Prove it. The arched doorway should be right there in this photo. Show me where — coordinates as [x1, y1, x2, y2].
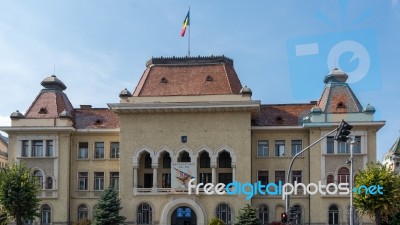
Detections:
[160, 198, 206, 225]
[171, 206, 197, 225]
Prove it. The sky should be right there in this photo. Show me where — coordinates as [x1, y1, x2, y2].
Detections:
[0, 0, 399, 161]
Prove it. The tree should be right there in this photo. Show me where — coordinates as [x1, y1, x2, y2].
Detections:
[0, 163, 41, 225]
[353, 162, 400, 225]
[208, 217, 225, 225]
[235, 204, 260, 225]
[92, 187, 126, 225]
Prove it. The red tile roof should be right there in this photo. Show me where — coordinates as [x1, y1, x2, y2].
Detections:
[74, 108, 119, 129]
[255, 104, 314, 126]
[25, 90, 74, 119]
[132, 56, 242, 96]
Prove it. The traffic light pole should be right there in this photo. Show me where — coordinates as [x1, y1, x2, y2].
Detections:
[349, 138, 356, 225]
[285, 127, 339, 217]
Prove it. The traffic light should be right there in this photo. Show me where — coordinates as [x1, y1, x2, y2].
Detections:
[281, 212, 287, 223]
[334, 120, 353, 142]
[289, 207, 297, 221]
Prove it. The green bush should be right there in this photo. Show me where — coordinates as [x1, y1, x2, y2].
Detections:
[208, 217, 225, 225]
[72, 219, 92, 225]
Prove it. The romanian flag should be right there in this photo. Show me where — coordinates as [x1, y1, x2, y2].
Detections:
[180, 10, 190, 37]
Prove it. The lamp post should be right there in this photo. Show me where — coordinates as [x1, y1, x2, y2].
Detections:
[349, 138, 357, 225]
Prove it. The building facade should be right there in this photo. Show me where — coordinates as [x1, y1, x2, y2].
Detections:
[0, 134, 8, 168]
[383, 137, 400, 174]
[1, 56, 385, 225]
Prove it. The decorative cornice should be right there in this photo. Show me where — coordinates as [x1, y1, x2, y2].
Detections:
[146, 55, 234, 67]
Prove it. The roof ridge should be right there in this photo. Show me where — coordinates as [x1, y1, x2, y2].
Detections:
[133, 66, 153, 96]
[222, 64, 233, 94]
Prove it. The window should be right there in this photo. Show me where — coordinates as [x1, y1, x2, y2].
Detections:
[258, 171, 268, 187]
[218, 173, 232, 185]
[32, 140, 43, 157]
[292, 205, 302, 225]
[46, 140, 53, 156]
[338, 167, 350, 184]
[110, 142, 119, 158]
[275, 140, 285, 156]
[328, 205, 339, 225]
[41, 204, 51, 225]
[78, 172, 88, 190]
[78, 142, 89, 159]
[143, 174, 153, 188]
[291, 140, 302, 156]
[144, 153, 152, 168]
[327, 174, 334, 184]
[22, 140, 29, 157]
[216, 203, 232, 225]
[78, 205, 89, 221]
[275, 171, 285, 185]
[34, 170, 44, 188]
[179, 151, 191, 162]
[258, 205, 269, 225]
[45, 177, 53, 189]
[110, 172, 119, 189]
[338, 141, 350, 153]
[137, 203, 153, 224]
[94, 142, 104, 159]
[327, 136, 334, 154]
[199, 152, 211, 168]
[94, 172, 104, 190]
[162, 173, 171, 188]
[162, 153, 171, 168]
[292, 171, 302, 184]
[353, 136, 361, 153]
[199, 173, 212, 184]
[218, 151, 231, 168]
[258, 140, 269, 157]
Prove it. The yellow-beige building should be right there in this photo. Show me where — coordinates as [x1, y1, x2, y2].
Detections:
[0, 134, 7, 168]
[1, 56, 384, 225]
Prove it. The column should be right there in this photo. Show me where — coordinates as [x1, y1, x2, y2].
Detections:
[232, 164, 236, 182]
[133, 165, 138, 195]
[152, 164, 158, 192]
[211, 163, 217, 185]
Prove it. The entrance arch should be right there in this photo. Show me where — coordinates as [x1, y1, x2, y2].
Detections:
[160, 198, 206, 225]
[171, 207, 197, 225]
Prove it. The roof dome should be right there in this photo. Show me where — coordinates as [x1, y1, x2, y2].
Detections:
[119, 88, 132, 97]
[41, 75, 67, 91]
[10, 110, 24, 119]
[362, 104, 376, 113]
[323, 68, 349, 83]
[240, 86, 252, 96]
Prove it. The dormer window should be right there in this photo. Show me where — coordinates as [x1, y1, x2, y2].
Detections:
[337, 102, 346, 109]
[161, 77, 168, 83]
[94, 119, 102, 125]
[206, 75, 213, 81]
[39, 107, 47, 114]
[275, 116, 284, 124]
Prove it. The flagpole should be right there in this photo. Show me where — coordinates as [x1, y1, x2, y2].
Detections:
[188, 6, 191, 57]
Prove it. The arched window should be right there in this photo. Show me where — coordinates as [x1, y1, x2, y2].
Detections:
[162, 152, 171, 168]
[258, 205, 269, 225]
[144, 152, 152, 168]
[179, 151, 191, 162]
[78, 204, 89, 221]
[292, 205, 302, 225]
[216, 203, 231, 225]
[45, 177, 53, 189]
[327, 174, 334, 184]
[137, 203, 152, 224]
[199, 151, 210, 168]
[338, 167, 350, 184]
[41, 204, 51, 225]
[328, 205, 339, 225]
[218, 151, 231, 168]
[34, 170, 43, 188]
